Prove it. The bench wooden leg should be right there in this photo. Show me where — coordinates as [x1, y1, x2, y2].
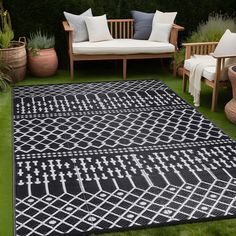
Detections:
[172, 60, 177, 77]
[123, 59, 127, 80]
[211, 85, 219, 112]
[211, 58, 222, 111]
[70, 58, 74, 80]
[182, 70, 187, 93]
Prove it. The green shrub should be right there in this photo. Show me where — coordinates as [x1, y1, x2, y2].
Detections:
[188, 13, 236, 42]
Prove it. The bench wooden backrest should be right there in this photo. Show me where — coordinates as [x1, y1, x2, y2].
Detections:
[183, 42, 218, 60]
[108, 19, 134, 39]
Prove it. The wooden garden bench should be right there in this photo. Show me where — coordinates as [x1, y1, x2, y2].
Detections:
[63, 19, 184, 80]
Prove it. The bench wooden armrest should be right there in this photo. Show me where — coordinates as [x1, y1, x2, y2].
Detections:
[173, 24, 184, 31]
[63, 21, 73, 32]
[213, 54, 236, 59]
[170, 24, 184, 50]
[182, 42, 218, 59]
[63, 21, 74, 58]
[182, 42, 218, 46]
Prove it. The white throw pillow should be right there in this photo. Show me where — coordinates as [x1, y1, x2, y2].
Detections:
[149, 23, 172, 42]
[85, 14, 113, 42]
[153, 10, 177, 24]
[213, 29, 236, 57]
[149, 10, 177, 42]
[64, 8, 92, 42]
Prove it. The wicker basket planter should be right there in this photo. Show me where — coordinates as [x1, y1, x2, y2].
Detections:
[0, 40, 27, 82]
[225, 65, 236, 124]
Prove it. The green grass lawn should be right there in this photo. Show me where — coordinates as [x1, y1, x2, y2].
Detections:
[0, 62, 236, 236]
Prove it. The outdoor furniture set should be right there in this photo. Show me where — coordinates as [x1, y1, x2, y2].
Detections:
[62, 8, 236, 116]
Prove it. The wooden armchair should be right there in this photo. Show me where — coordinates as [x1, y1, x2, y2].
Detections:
[182, 42, 232, 111]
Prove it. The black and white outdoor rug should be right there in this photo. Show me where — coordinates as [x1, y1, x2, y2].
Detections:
[14, 80, 236, 236]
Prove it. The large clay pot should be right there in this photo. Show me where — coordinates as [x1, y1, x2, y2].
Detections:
[28, 48, 58, 77]
[0, 40, 27, 82]
[225, 65, 236, 124]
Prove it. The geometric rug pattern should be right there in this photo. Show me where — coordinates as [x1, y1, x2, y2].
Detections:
[13, 80, 236, 236]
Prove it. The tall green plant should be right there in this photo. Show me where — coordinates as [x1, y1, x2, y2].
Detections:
[0, 6, 14, 49]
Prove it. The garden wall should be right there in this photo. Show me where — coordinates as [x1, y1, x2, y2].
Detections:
[5, 0, 236, 68]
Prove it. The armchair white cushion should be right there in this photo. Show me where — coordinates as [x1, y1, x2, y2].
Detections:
[213, 29, 236, 57]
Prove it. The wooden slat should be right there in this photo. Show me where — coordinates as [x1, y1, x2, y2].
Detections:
[131, 21, 134, 38]
[126, 21, 129, 38]
[128, 21, 131, 38]
[115, 21, 118, 38]
[200, 45, 203, 54]
[119, 21, 121, 38]
[123, 21, 126, 38]
[110, 22, 113, 36]
[196, 46, 199, 54]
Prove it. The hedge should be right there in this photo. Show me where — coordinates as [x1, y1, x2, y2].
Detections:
[4, 0, 236, 68]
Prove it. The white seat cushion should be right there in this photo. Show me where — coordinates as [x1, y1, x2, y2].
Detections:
[72, 39, 175, 55]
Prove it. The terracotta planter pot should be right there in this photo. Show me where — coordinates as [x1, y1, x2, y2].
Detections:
[28, 48, 58, 77]
[225, 65, 236, 124]
[0, 40, 27, 82]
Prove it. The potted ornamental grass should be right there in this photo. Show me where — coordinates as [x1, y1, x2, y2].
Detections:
[27, 30, 58, 77]
[0, 5, 27, 82]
